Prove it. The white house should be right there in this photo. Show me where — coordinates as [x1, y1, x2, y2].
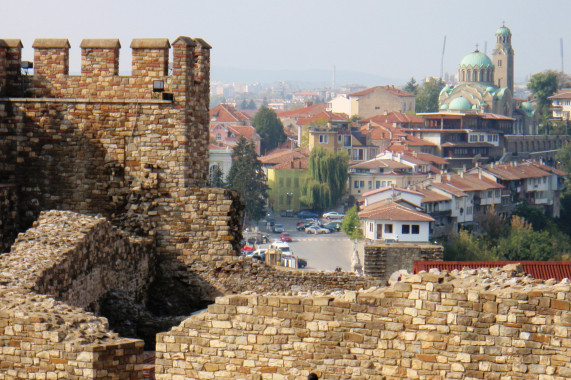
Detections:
[359, 199, 434, 242]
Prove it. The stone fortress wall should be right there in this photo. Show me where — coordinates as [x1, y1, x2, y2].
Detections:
[156, 265, 571, 379]
[3, 36, 571, 379]
[0, 37, 381, 378]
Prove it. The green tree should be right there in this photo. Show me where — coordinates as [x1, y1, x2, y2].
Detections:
[209, 165, 225, 188]
[492, 216, 555, 261]
[527, 70, 558, 122]
[341, 205, 363, 240]
[444, 229, 496, 261]
[226, 137, 269, 223]
[300, 147, 348, 210]
[404, 77, 419, 96]
[556, 142, 571, 173]
[415, 78, 444, 113]
[253, 106, 286, 154]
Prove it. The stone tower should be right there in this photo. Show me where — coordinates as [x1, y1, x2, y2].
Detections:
[492, 24, 514, 94]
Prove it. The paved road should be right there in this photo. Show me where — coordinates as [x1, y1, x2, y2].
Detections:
[255, 215, 356, 272]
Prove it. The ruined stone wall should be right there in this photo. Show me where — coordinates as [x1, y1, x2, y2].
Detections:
[0, 287, 144, 379]
[156, 266, 571, 379]
[0, 210, 154, 311]
[0, 211, 152, 378]
[364, 243, 443, 282]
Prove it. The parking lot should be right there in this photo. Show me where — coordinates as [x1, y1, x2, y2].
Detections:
[252, 214, 361, 272]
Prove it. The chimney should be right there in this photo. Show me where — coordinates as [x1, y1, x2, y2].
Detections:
[460, 171, 464, 178]
[479, 171, 482, 180]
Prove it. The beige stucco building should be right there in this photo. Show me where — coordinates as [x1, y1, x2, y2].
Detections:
[328, 85, 415, 119]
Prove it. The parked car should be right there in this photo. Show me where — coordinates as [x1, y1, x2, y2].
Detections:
[280, 232, 292, 242]
[297, 210, 320, 219]
[305, 225, 330, 234]
[296, 221, 306, 231]
[270, 241, 292, 255]
[323, 211, 345, 220]
[273, 224, 284, 233]
[324, 221, 342, 232]
[297, 258, 307, 268]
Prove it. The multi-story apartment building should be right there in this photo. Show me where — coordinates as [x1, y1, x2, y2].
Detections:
[549, 89, 571, 121]
[308, 121, 378, 162]
[328, 85, 416, 118]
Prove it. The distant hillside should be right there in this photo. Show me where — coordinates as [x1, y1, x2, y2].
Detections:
[211, 66, 405, 87]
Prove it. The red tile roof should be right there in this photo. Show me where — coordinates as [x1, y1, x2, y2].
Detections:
[414, 261, 571, 281]
[227, 125, 260, 140]
[259, 149, 309, 169]
[549, 89, 571, 100]
[276, 103, 328, 118]
[416, 188, 452, 203]
[359, 200, 434, 222]
[362, 112, 424, 125]
[484, 162, 554, 181]
[210, 104, 252, 123]
[442, 173, 504, 192]
[349, 85, 415, 98]
[430, 183, 468, 198]
[361, 186, 424, 199]
[296, 111, 348, 126]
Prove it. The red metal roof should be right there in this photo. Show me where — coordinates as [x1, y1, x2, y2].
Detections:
[414, 261, 571, 281]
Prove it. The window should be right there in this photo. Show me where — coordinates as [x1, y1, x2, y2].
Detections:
[493, 135, 498, 142]
[402, 225, 410, 234]
[343, 136, 351, 147]
[368, 181, 372, 190]
[319, 135, 329, 143]
[470, 135, 478, 142]
[411, 225, 420, 234]
[369, 222, 373, 232]
[498, 60, 502, 67]
[375, 181, 381, 189]
[337, 135, 342, 143]
[479, 135, 485, 142]
[467, 206, 473, 215]
[286, 177, 291, 187]
[385, 224, 393, 233]
[543, 177, 547, 184]
[375, 106, 380, 110]
[216, 133, 222, 141]
[353, 180, 365, 189]
[294, 178, 299, 187]
[353, 180, 359, 189]
[487, 135, 493, 142]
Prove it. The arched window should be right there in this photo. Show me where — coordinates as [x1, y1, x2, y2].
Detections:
[473, 70, 477, 81]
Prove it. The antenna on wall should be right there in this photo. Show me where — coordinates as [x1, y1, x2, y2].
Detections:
[440, 36, 446, 81]
[561, 38, 565, 73]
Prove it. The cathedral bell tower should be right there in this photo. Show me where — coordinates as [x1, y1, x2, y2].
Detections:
[492, 23, 514, 94]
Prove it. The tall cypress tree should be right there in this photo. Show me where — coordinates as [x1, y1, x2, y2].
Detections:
[253, 106, 286, 154]
[226, 137, 269, 223]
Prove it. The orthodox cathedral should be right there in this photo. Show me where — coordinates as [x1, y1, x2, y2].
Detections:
[438, 24, 537, 135]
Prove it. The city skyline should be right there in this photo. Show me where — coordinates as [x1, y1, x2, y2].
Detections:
[3, 0, 570, 85]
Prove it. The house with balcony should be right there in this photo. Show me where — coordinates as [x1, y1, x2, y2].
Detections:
[549, 88, 571, 121]
[347, 151, 432, 198]
[467, 160, 567, 217]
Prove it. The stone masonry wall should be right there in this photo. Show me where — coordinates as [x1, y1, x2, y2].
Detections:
[364, 243, 443, 282]
[0, 287, 144, 379]
[0, 37, 241, 265]
[0, 210, 154, 312]
[0, 184, 18, 253]
[0, 210, 152, 378]
[156, 265, 571, 379]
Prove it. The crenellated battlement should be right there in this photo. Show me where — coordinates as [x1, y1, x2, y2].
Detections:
[0, 36, 211, 100]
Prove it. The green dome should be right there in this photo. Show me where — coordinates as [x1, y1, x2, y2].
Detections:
[520, 102, 535, 118]
[460, 50, 493, 68]
[449, 97, 472, 110]
[440, 104, 449, 110]
[496, 26, 511, 36]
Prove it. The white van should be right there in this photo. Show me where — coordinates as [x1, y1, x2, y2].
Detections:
[270, 241, 292, 255]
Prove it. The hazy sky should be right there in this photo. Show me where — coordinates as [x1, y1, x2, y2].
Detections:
[4, 1, 570, 84]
